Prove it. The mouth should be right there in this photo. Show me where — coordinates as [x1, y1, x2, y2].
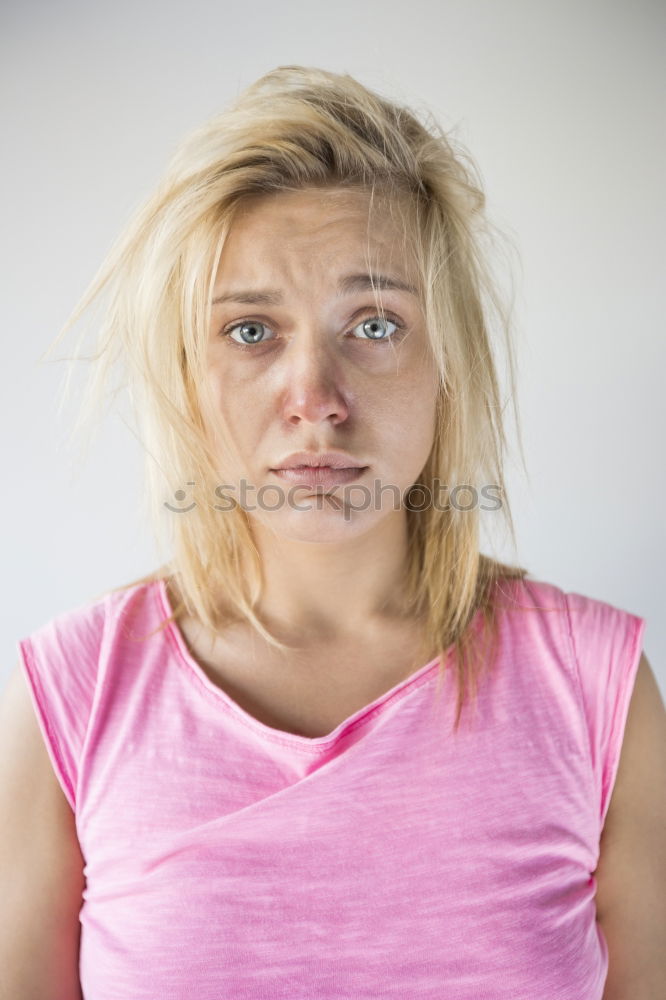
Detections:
[270, 465, 368, 488]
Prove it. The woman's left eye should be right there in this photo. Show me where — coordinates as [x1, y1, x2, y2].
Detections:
[350, 315, 403, 341]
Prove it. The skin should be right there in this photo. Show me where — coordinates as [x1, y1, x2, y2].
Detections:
[596, 652, 666, 998]
[205, 185, 439, 645]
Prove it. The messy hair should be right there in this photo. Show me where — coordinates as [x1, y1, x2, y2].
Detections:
[45, 64, 535, 732]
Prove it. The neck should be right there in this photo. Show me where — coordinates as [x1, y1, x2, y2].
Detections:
[248, 510, 416, 644]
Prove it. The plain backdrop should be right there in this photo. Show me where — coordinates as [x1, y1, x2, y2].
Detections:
[2, 0, 664, 696]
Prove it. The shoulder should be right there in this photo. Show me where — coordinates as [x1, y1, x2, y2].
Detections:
[496, 576, 646, 690]
[489, 575, 569, 649]
[13, 578, 163, 810]
[16, 579, 159, 676]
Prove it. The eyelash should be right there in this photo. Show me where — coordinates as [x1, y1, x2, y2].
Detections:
[219, 312, 407, 351]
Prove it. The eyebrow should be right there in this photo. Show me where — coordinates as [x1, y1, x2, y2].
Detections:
[211, 272, 418, 306]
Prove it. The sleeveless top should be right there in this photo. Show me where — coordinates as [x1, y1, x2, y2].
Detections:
[16, 575, 646, 1000]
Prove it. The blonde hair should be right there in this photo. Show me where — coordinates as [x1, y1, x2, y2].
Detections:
[44, 64, 538, 732]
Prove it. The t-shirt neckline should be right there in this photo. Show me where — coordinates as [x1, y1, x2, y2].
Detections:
[155, 577, 448, 754]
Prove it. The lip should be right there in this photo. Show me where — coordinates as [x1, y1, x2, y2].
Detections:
[270, 450, 367, 470]
[271, 466, 368, 489]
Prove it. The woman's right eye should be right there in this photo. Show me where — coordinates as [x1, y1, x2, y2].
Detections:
[222, 320, 275, 347]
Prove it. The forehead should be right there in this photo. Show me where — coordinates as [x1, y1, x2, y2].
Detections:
[232, 185, 402, 227]
[217, 186, 418, 277]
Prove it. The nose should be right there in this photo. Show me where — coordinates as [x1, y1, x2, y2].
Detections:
[279, 337, 351, 427]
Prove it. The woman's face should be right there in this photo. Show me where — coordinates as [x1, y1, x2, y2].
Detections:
[205, 185, 440, 542]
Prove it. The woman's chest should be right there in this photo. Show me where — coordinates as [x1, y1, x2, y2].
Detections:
[78, 703, 605, 1000]
[175, 614, 432, 738]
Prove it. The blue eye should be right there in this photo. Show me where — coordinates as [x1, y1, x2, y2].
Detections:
[222, 313, 405, 348]
[350, 316, 401, 341]
[223, 320, 276, 346]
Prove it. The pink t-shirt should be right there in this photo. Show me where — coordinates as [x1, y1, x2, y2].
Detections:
[16, 575, 645, 1000]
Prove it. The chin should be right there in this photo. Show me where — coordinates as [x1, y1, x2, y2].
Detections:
[252, 503, 377, 540]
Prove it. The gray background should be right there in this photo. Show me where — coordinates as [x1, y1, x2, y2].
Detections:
[2, 0, 664, 695]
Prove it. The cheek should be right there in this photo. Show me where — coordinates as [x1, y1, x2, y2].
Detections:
[369, 388, 435, 462]
[384, 363, 438, 421]
[206, 367, 258, 426]
[201, 371, 264, 474]
[385, 376, 438, 465]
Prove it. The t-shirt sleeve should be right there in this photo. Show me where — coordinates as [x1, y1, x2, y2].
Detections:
[15, 600, 105, 812]
[564, 590, 647, 832]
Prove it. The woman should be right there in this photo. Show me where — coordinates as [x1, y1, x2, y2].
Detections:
[1, 65, 664, 999]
